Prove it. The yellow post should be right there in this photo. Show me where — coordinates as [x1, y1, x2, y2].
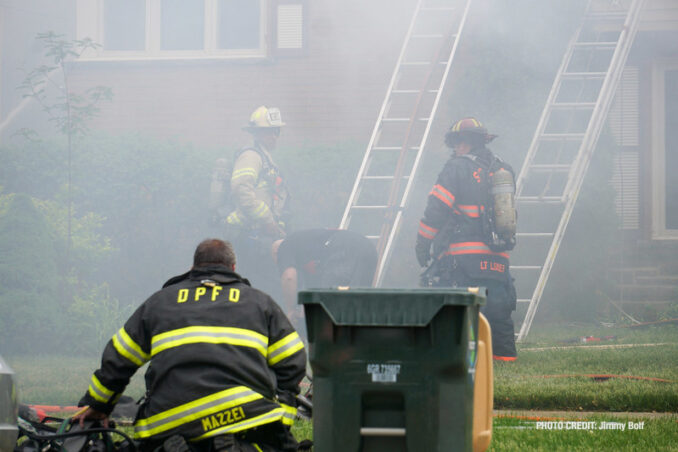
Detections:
[473, 313, 493, 452]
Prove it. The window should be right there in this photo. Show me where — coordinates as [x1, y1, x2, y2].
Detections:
[217, 0, 261, 50]
[161, 0, 205, 51]
[103, 0, 146, 51]
[77, 0, 308, 60]
[651, 59, 678, 239]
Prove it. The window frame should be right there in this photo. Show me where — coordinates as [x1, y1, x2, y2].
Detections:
[77, 0, 269, 61]
[650, 58, 678, 240]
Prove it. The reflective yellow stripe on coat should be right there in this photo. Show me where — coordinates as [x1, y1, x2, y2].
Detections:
[267, 332, 304, 366]
[151, 326, 269, 357]
[112, 327, 150, 367]
[87, 374, 115, 404]
[134, 386, 265, 439]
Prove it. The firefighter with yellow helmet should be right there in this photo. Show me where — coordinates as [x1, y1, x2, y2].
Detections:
[223, 106, 290, 296]
[227, 106, 289, 237]
[416, 117, 518, 360]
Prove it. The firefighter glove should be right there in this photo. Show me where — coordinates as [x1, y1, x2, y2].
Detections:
[415, 236, 433, 267]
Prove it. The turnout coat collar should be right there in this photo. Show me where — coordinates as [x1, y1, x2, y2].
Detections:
[162, 265, 251, 289]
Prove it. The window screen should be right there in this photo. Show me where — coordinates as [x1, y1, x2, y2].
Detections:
[104, 0, 146, 51]
[217, 0, 261, 49]
[161, 0, 205, 50]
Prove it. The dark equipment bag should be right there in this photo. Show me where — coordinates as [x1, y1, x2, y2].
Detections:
[14, 405, 136, 452]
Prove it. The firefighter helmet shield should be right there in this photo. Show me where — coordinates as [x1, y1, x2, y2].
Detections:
[243, 106, 285, 131]
[445, 117, 497, 147]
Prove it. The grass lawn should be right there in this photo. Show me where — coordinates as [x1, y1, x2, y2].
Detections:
[488, 414, 678, 452]
[496, 323, 678, 412]
[292, 415, 678, 452]
[5, 323, 677, 450]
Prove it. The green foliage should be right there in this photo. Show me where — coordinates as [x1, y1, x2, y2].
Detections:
[0, 193, 60, 289]
[0, 189, 120, 354]
[0, 194, 61, 353]
[66, 282, 133, 355]
[0, 138, 68, 199]
[70, 132, 218, 302]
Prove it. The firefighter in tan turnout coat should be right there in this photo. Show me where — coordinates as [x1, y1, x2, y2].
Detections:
[224, 106, 290, 296]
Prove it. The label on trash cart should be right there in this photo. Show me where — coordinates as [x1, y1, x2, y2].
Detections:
[367, 363, 401, 383]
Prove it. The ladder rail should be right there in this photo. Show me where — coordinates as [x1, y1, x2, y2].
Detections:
[375, 0, 473, 286]
[517, 0, 647, 341]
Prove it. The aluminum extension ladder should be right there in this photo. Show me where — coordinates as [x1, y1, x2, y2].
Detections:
[339, 0, 472, 286]
[513, 0, 646, 341]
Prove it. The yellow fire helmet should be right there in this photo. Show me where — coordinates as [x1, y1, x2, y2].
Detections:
[243, 106, 285, 131]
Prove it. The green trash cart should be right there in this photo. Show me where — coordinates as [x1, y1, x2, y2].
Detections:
[300, 288, 485, 452]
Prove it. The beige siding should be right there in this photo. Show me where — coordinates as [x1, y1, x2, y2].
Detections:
[640, 0, 678, 30]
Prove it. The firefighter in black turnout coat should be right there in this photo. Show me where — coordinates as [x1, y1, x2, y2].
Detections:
[75, 239, 306, 451]
[416, 118, 518, 360]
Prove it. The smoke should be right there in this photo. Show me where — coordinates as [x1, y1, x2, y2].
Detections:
[0, 0, 675, 359]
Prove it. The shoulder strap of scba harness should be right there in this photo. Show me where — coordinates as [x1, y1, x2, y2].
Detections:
[458, 153, 494, 203]
[459, 152, 506, 175]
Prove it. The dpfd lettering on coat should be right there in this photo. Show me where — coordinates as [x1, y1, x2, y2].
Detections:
[177, 287, 240, 303]
[201, 406, 246, 431]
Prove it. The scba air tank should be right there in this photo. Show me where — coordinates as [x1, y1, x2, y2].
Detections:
[208, 157, 230, 209]
[491, 167, 516, 237]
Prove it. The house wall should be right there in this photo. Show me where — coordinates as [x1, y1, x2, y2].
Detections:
[639, 0, 678, 30]
[604, 7, 678, 315]
[66, 0, 415, 150]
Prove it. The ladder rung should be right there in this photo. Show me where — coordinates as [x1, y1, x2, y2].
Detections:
[420, 7, 455, 11]
[362, 175, 410, 180]
[540, 133, 585, 141]
[382, 118, 430, 122]
[551, 102, 596, 109]
[584, 11, 629, 20]
[517, 298, 531, 303]
[401, 61, 448, 66]
[372, 146, 420, 151]
[561, 71, 607, 79]
[412, 34, 444, 39]
[365, 235, 380, 240]
[572, 41, 617, 48]
[517, 196, 565, 203]
[512, 266, 543, 270]
[392, 89, 439, 94]
[529, 164, 571, 171]
[516, 232, 554, 237]
[351, 205, 389, 210]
